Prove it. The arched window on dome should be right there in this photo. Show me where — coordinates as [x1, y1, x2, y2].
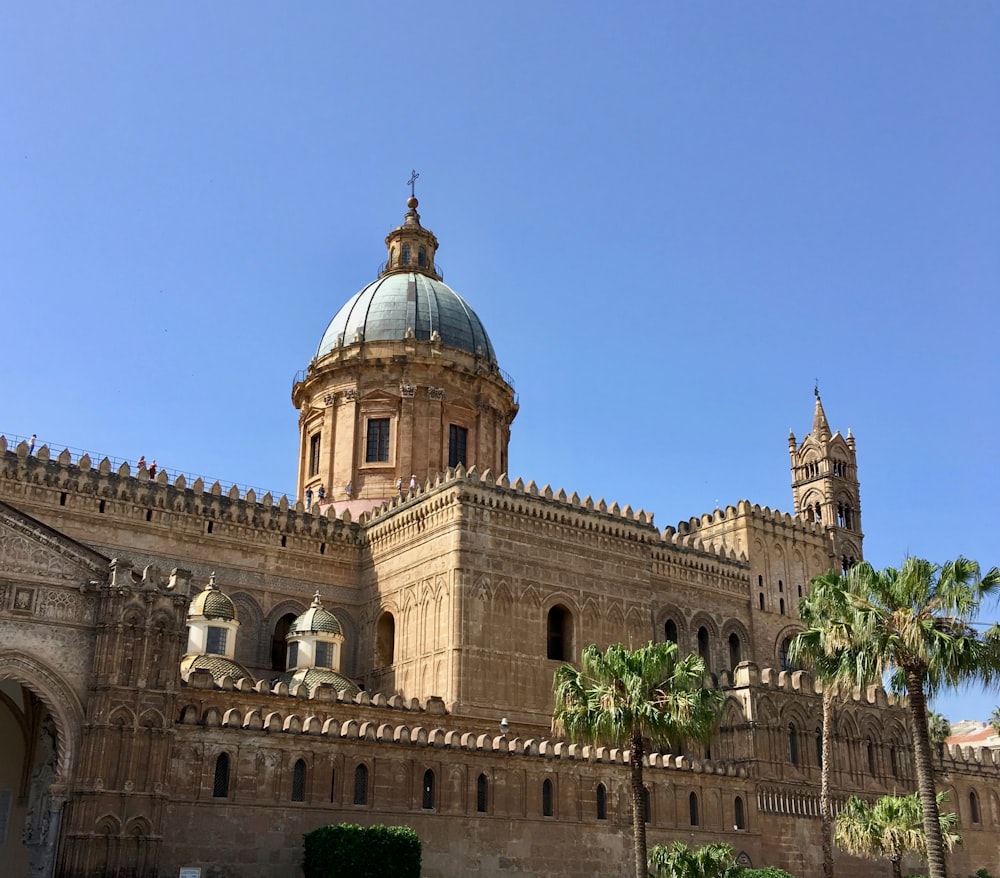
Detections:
[271, 613, 297, 671]
[477, 773, 489, 813]
[212, 753, 230, 798]
[206, 627, 228, 656]
[596, 783, 607, 820]
[547, 605, 573, 661]
[728, 632, 742, 669]
[292, 759, 306, 802]
[697, 626, 711, 670]
[401, 244, 411, 265]
[664, 619, 678, 644]
[376, 612, 395, 666]
[286, 641, 299, 670]
[418, 246, 427, 267]
[422, 769, 435, 810]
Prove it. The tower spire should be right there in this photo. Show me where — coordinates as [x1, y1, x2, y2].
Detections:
[812, 392, 831, 442]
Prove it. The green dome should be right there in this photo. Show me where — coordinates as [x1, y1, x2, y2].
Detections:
[273, 667, 359, 697]
[180, 654, 254, 685]
[187, 574, 236, 621]
[289, 592, 343, 636]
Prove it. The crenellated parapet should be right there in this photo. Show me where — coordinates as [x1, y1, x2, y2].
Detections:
[0, 437, 363, 551]
[672, 500, 828, 544]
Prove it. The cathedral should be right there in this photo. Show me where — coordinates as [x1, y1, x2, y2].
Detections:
[0, 195, 996, 878]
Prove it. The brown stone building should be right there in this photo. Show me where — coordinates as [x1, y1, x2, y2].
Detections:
[1, 197, 997, 878]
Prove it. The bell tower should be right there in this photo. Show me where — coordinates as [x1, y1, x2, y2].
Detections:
[788, 391, 863, 570]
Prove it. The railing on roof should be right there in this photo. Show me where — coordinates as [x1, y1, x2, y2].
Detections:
[376, 259, 444, 280]
[1, 431, 293, 502]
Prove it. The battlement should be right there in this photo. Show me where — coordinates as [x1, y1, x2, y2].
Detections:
[175, 676, 747, 776]
[670, 500, 827, 543]
[0, 437, 363, 548]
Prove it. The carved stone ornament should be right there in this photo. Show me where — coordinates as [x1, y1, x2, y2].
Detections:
[13, 586, 35, 614]
[342, 388, 360, 402]
[427, 387, 445, 401]
[322, 393, 337, 407]
[400, 384, 416, 398]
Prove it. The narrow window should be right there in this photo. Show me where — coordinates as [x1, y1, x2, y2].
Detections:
[448, 424, 468, 468]
[758, 593, 765, 610]
[212, 753, 230, 798]
[779, 637, 795, 672]
[330, 768, 336, 803]
[60, 491, 67, 506]
[376, 612, 395, 665]
[422, 769, 435, 810]
[271, 613, 297, 671]
[418, 246, 427, 267]
[735, 795, 746, 830]
[778, 580, 784, 592]
[596, 783, 607, 820]
[664, 619, 678, 643]
[816, 729, 823, 768]
[779, 598, 786, 616]
[542, 778, 553, 817]
[365, 418, 391, 463]
[309, 433, 321, 476]
[401, 244, 411, 265]
[866, 739, 876, 775]
[697, 626, 710, 669]
[206, 520, 213, 534]
[315, 641, 332, 669]
[642, 786, 651, 824]
[890, 745, 899, 779]
[728, 633, 742, 669]
[145, 509, 152, 521]
[970, 790, 981, 824]
[99, 499, 106, 513]
[353, 764, 368, 805]
[286, 641, 299, 669]
[477, 774, 488, 813]
[292, 759, 306, 802]
[689, 791, 699, 826]
[547, 605, 571, 661]
[206, 627, 228, 656]
[789, 724, 799, 765]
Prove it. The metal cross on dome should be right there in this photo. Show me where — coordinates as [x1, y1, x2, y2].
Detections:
[408, 169, 419, 197]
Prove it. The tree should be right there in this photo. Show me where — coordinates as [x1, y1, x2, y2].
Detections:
[648, 841, 739, 878]
[989, 707, 1000, 737]
[840, 558, 1000, 878]
[790, 570, 866, 878]
[835, 792, 959, 878]
[552, 641, 723, 878]
[927, 711, 952, 746]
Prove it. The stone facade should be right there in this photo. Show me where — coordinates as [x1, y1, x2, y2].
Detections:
[0, 200, 997, 878]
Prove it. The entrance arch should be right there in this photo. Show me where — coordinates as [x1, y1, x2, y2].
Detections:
[0, 651, 85, 878]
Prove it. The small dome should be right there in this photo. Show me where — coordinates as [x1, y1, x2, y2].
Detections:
[180, 654, 255, 685]
[273, 667, 359, 697]
[187, 574, 236, 621]
[289, 592, 343, 636]
[316, 273, 497, 363]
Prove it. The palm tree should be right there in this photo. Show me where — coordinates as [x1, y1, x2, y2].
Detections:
[835, 792, 960, 878]
[927, 711, 952, 745]
[840, 557, 1000, 878]
[648, 841, 739, 878]
[553, 641, 723, 878]
[790, 569, 866, 878]
[989, 706, 1000, 736]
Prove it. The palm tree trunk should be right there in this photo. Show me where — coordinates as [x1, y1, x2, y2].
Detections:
[630, 731, 647, 878]
[820, 689, 834, 878]
[891, 857, 903, 878]
[905, 669, 947, 878]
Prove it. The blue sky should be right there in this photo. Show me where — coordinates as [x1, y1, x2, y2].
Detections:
[2, 4, 998, 722]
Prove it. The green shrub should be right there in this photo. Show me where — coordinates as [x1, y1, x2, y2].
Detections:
[302, 823, 421, 878]
[741, 869, 796, 878]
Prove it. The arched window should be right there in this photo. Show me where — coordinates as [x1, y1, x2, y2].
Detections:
[477, 773, 488, 813]
[542, 778, 554, 817]
[890, 745, 899, 779]
[292, 759, 306, 802]
[329, 768, 336, 803]
[271, 613, 297, 670]
[422, 769, 435, 810]
[815, 729, 823, 768]
[970, 790, 981, 824]
[376, 612, 395, 666]
[547, 605, 572, 661]
[642, 786, 651, 824]
[866, 739, 876, 776]
[418, 246, 427, 267]
[689, 791, 699, 826]
[788, 724, 799, 766]
[664, 619, 678, 644]
[779, 598, 785, 616]
[697, 626, 711, 669]
[734, 795, 746, 830]
[728, 632, 742, 669]
[401, 244, 411, 265]
[596, 783, 607, 820]
[353, 764, 368, 805]
[389, 247, 396, 267]
[758, 593, 765, 611]
[779, 637, 796, 672]
[212, 753, 230, 798]
[778, 580, 783, 593]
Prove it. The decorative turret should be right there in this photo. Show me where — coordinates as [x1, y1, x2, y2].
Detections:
[272, 592, 359, 696]
[180, 574, 255, 685]
[789, 391, 863, 571]
[291, 182, 518, 513]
